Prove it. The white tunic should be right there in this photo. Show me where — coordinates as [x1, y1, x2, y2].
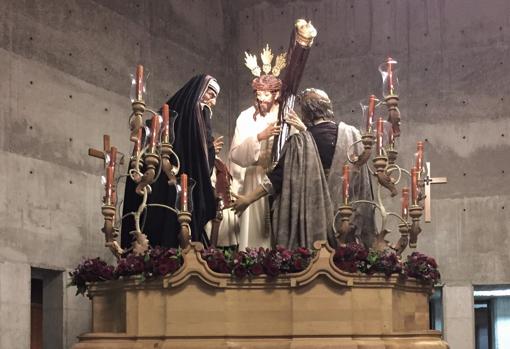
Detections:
[229, 105, 279, 250]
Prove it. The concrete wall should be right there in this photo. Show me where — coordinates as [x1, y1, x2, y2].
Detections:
[0, 0, 233, 347]
[444, 284, 475, 349]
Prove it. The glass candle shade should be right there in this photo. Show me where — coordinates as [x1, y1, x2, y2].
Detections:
[378, 57, 399, 98]
[175, 174, 196, 213]
[360, 95, 383, 134]
[129, 65, 150, 103]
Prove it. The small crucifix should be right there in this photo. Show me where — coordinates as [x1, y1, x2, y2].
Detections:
[423, 161, 447, 222]
[88, 134, 124, 166]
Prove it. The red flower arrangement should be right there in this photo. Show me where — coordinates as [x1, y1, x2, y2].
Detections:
[403, 252, 441, 284]
[333, 243, 439, 284]
[365, 249, 403, 276]
[69, 247, 183, 296]
[69, 245, 440, 297]
[146, 246, 182, 277]
[332, 243, 368, 273]
[115, 254, 146, 278]
[200, 245, 314, 278]
[115, 246, 183, 278]
[68, 257, 114, 296]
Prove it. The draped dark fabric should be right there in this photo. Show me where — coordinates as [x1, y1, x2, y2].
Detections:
[269, 122, 376, 249]
[121, 74, 216, 249]
[271, 132, 335, 249]
[268, 122, 338, 195]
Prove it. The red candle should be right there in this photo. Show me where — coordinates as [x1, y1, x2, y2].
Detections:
[387, 57, 394, 96]
[367, 95, 376, 132]
[162, 104, 170, 143]
[411, 167, 419, 205]
[181, 173, 188, 212]
[415, 141, 424, 176]
[136, 65, 144, 101]
[110, 146, 117, 167]
[342, 164, 350, 205]
[401, 187, 409, 220]
[376, 117, 384, 156]
[149, 114, 160, 152]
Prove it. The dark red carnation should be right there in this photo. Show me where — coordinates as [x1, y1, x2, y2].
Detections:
[157, 262, 172, 276]
[281, 250, 292, 261]
[207, 259, 218, 271]
[264, 261, 280, 277]
[293, 258, 303, 271]
[166, 258, 179, 273]
[217, 261, 230, 274]
[338, 261, 357, 273]
[335, 246, 346, 258]
[233, 265, 247, 278]
[250, 263, 264, 276]
[296, 247, 311, 257]
[427, 257, 438, 268]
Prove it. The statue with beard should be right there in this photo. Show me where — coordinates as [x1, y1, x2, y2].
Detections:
[229, 45, 295, 250]
[232, 88, 376, 250]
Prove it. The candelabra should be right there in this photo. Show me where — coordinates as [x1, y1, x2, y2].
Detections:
[94, 65, 194, 258]
[333, 57, 427, 256]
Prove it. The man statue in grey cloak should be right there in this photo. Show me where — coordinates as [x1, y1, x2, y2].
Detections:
[232, 88, 375, 249]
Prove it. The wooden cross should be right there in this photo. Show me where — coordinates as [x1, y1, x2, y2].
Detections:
[423, 161, 447, 222]
[88, 134, 123, 166]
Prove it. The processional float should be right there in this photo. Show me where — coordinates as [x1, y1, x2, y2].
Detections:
[76, 19, 449, 349]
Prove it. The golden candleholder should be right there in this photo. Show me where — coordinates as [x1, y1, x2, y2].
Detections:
[177, 211, 192, 249]
[334, 205, 353, 244]
[385, 95, 400, 137]
[135, 152, 160, 195]
[351, 133, 375, 167]
[387, 148, 398, 165]
[393, 223, 410, 256]
[373, 156, 398, 196]
[160, 143, 177, 186]
[409, 205, 423, 248]
[101, 204, 123, 259]
[130, 100, 146, 142]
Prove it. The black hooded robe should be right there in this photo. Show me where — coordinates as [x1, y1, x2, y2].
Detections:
[121, 74, 217, 249]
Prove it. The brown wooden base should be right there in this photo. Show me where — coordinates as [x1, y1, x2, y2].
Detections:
[72, 242, 449, 349]
[74, 333, 447, 349]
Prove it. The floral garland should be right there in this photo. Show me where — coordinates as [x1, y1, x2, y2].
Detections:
[403, 251, 441, 284]
[69, 247, 183, 296]
[333, 243, 440, 284]
[115, 246, 183, 278]
[201, 246, 314, 278]
[69, 244, 440, 296]
[68, 257, 115, 296]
